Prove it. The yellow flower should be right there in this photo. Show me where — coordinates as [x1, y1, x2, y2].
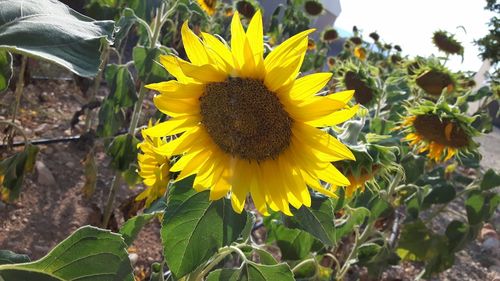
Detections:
[144, 11, 358, 215]
[401, 114, 468, 162]
[136, 124, 170, 207]
[197, 0, 217, 16]
[353, 46, 366, 60]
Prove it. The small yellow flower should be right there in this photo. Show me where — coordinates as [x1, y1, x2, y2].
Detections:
[144, 11, 358, 215]
[136, 123, 170, 207]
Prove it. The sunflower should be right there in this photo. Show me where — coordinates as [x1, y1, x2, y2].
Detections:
[322, 28, 338, 42]
[432, 30, 464, 56]
[335, 134, 401, 197]
[304, 0, 323, 16]
[235, 0, 255, 18]
[396, 101, 478, 162]
[354, 46, 366, 61]
[334, 60, 379, 107]
[197, 0, 217, 16]
[144, 11, 358, 215]
[136, 123, 170, 207]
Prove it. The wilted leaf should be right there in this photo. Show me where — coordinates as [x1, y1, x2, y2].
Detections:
[106, 134, 139, 172]
[0, 250, 30, 265]
[0, 50, 12, 92]
[133, 46, 169, 84]
[104, 64, 137, 108]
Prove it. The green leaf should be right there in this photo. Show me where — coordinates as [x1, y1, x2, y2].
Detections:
[119, 213, 156, 246]
[445, 221, 473, 252]
[0, 0, 113, 77]
[422, 184, 456, 208]
[465, 191, 485, 225]
[401, 154, 425, 183]
[206, 262, 294, 281]
[0, 226, 133, 281]
[96, 100, 125, 137]
[0, 251, 30, 265]
[161, 179, 249, 279]
[133, 46, 169, 84]
[106, 134, 139, 171]
[268, 222, 317, 261]
[240, 246, 278, 265]
[335, 207, 370, 243]
[480, 169, 500, 190]
[290, 195, 336, 246]
[104, 64, 137, 108]
[0, 50, 12, 92]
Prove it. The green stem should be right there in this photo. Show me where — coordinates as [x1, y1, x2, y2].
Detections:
[101, 175, 121, 227]
[191, 247, 234, 281]
[291, 258, 316, 274]
[11, 56, 27, 124]
[101, 2, 167, 228]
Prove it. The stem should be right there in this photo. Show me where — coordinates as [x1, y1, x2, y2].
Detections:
[11, 56, 27, 124]
[291, 258, 316, 274]
[84, 46, 109, 131]
[0, 120, 29, 148]
[191, 247, 234, 281]
[101, 2, 167, 228]
[101, 175, 121, 227]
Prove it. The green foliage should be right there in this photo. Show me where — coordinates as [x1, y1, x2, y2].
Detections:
[106, 134, 139, 172]
[0, 251, 30, 265]
[0, 226, 133, 281]
[161, 177, 250, 279]
[0, 50, 12, 92]
[207, 262, 295, 281]
[0, 0, 113, 77]
[133, 46, 170, 84]
[119, 213, 156, 246]
[480, 169, 500, 190]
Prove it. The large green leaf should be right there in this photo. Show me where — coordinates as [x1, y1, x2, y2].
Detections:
[0, 50, 12, 92]
[0, 0, 113, 77]
[290, 195, 336, 246]
[206, 262, 295, 281]
[267, 222, 317, 261]
[119, 213, 156, 246]
[161, 178, 249, 279]
[0, 226, 133, 281]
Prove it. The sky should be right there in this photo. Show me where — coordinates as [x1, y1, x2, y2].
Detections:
[333, 0, 496, 72]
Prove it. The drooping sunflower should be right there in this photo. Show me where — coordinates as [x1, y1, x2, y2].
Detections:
[334, 60, 379, 107]
[304, 0, 324, 16]
[411, 57, 459, 97]
[353, 46, 366, 61]
[432, 30, 464, 56]
[395, 100, 478, 162]
[197, 0, 217, 16]
[144, 11, 358, 215]
[136, 123, 170, 207]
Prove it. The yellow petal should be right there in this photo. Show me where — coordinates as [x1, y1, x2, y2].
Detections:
[174, 57, 227, 82]
[202, 32, 235, 69]
[264, 29, 315, 73]
[306, 104, 360, 127]
[153, 96, 199, 117]
[143, 116, 200, 137]
[231, 11, 246, 70]
[246, 10, 265, 78]
[181, 21, 209, 65]
[327, 90, 356, 104]
[145, 80, 204, 99]
[159, 55, 195, 83]
[286, 72, 332, 100]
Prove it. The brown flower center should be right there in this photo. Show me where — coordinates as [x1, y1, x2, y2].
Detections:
[415, 70, 453, 96]
[413, 114, 469, 148]
[199, 78, 292, 161]
[344, 71, 374, 105]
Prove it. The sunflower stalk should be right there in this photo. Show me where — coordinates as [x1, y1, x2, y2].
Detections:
[101, 2, 168, 228]
[84, 44, 109, 132]
[8, 55, 28, 142]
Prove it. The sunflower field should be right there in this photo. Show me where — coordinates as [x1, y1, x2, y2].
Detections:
[0, 0, 499, 280]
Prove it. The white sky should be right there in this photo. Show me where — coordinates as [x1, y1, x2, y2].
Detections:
[334, 0, 496, 72]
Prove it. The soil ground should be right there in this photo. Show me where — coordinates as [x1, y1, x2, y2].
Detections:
[0, 70, 499, 280]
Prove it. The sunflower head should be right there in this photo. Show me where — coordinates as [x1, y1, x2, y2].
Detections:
[335, 138, 401, 197]
[432, 30, 464, 56]
[390, 54, 402, 65]
[369, 32, 380, 42]
[394, 45, 402, 52]
[403, 56, 427, 75]
[235, 0, 256, 18]
[197, 0, 217, 16]
[224, 6, 234, 17]
[412, 58, 459, 97]
[136, 122, 170, 207]
[395, 100, 479, 162]
[304, 0, 324, 16]
[322, 28, 339, 42]
[349, 36, 363, 46]
[144, 11, 358, 215]
[383, 43, 392, 50]
[335, 60, 379, 107]
[307, 39, 317, 50]
[326, 56, 336, 69]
